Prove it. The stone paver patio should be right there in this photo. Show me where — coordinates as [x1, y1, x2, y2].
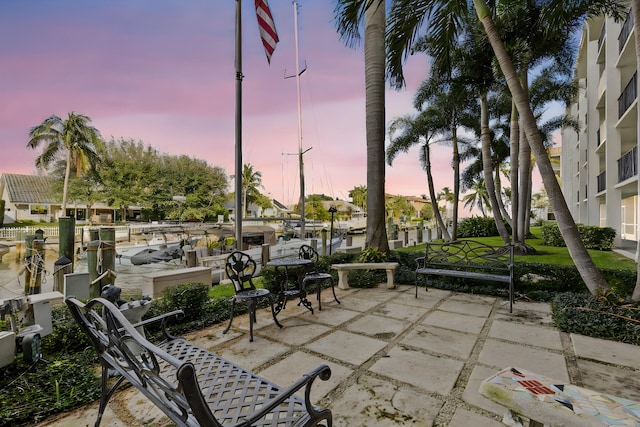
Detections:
[37, 284, 640, 426]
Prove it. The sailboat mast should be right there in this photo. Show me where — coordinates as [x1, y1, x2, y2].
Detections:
[234, 0, 243, 249]
[293, 0, 306, 239]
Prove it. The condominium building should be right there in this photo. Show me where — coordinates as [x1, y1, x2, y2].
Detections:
[561, 10, 638, 250]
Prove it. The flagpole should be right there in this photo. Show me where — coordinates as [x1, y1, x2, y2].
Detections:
[234, 0, 243, 250]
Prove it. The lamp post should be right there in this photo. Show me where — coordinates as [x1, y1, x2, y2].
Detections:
[328, 206, 337, 255]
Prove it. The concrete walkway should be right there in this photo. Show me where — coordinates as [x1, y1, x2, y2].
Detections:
[37, 284, 640, 426]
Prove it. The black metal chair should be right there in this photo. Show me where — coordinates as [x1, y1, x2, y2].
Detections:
[224, 251, 282, 341]
[298, 245, 340, 311]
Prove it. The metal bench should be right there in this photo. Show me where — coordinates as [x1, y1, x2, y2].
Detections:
[65, 296, 333, 427]
[415, 240, 515, 312]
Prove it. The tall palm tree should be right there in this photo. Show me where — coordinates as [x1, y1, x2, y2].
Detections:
[335, 0, 389, 254]
[385, 0, 624, 296]
[27, 112, 103, 216]
[388, 110, 452, 240]
[472, 0, 623, 295]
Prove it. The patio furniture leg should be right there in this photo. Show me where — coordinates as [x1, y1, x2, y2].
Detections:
[223, 298, 236, 335]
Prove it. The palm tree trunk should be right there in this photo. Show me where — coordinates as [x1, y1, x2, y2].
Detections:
[495, 168, 512, 226]
[474, 0, 610, 295]
[451, 126, 460, 241]
[424, 144, 451, 241]
[364, 0, 389, 253]
[518, 73, 532, 241]
[480, 92, 510, 244]
[510, 100, 520, 245]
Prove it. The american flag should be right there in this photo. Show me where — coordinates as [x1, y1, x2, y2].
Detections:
[255, 0, 279, 63]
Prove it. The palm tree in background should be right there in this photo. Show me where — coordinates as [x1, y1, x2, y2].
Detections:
[27, 112, 103, 216]
[348, 185, 367, 210]
[388, 109, 452, 240]
[335, 0, 389, 254]
[462, 179, 491, 217]
[240, 163, 263, 217]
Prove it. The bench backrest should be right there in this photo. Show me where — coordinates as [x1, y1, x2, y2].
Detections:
[65, 296, 222, 427]
[425, 240, 514, 272]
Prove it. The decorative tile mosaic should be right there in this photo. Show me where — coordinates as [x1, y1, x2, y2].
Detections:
[481, 367, 640, 426]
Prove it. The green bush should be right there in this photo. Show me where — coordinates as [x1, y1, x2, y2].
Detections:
[552, 293, 640, 345]
[457, 216, 511, 238]
[541, 222, 616, 250]
[0, 354, 101, 426]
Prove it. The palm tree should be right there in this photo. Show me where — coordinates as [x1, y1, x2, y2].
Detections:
[348, 185, 367, 210]
[240, 163, 263, 217]
[335, 0, 389, 254]
[472, 0, 623, 295]
[27, 112, 103, 216]
[388, 110, 452, 240]
[462, 179, 491, 217]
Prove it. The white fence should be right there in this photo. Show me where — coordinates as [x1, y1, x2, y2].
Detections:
[0, 224, 177, 241]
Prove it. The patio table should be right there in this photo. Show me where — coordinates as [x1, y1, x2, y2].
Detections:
[267, 258, 314, 314]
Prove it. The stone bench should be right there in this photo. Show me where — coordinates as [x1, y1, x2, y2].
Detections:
[480, 366, 640, 427]
[331, 262, 399, 290]
[65, 296, 333, 427]
[141, 266, 211, 297]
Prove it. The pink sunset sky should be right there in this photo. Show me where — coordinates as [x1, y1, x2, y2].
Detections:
[0, 1, 540, 211]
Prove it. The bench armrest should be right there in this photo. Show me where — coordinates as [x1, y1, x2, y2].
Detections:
[131, 310, 184, 340]
[242, 364, 332, 425]
[415, 256, 425, 269]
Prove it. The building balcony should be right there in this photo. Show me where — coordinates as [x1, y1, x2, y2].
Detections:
[618, 145, 638, 183]
[618, 72, 637, 119]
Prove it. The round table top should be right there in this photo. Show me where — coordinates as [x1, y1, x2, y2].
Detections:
[266, 258, 313, 267]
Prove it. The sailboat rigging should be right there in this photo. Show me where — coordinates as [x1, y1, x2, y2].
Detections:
[285, 0, 309, 239]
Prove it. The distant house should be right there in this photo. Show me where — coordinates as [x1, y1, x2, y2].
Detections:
[0, 173, 141, 224]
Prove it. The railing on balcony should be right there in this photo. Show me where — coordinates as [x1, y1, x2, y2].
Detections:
[619, 8, 634, 53]
[596, 128, 601, 146]
[617, 145, 638, 182]
[618, 72, 637, 118]
[597, 171, 606, 192]
[598, 22, 606, 52]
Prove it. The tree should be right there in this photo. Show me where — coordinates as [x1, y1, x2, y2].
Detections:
[238, 164, 263, 217]
[385, 0, 624, 296]
[335, 0, 389, 254]
[472, 0, 622, 295]
[462, 179, 491, 217]
[388, 110, 452, 240]
[348, 185, 367, 210]
[27, 112, 103, 216]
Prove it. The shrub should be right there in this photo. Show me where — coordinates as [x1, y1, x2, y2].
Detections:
[552, 293, 640, 345]
[457, 216, 511, 238]
[541, 222, 616, 250]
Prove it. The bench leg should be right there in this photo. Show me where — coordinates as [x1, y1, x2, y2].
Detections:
[385, 269, 396, 289]
[336, 270, 349, 290]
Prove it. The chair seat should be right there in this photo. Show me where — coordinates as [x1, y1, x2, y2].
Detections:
[303, 272, 332, 281]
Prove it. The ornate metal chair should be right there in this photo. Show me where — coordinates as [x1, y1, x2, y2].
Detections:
[298, 245, 340, 311]
[224, 251, 281, 341]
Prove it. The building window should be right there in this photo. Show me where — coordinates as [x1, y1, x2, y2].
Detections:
[30, 205, 48, 215]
